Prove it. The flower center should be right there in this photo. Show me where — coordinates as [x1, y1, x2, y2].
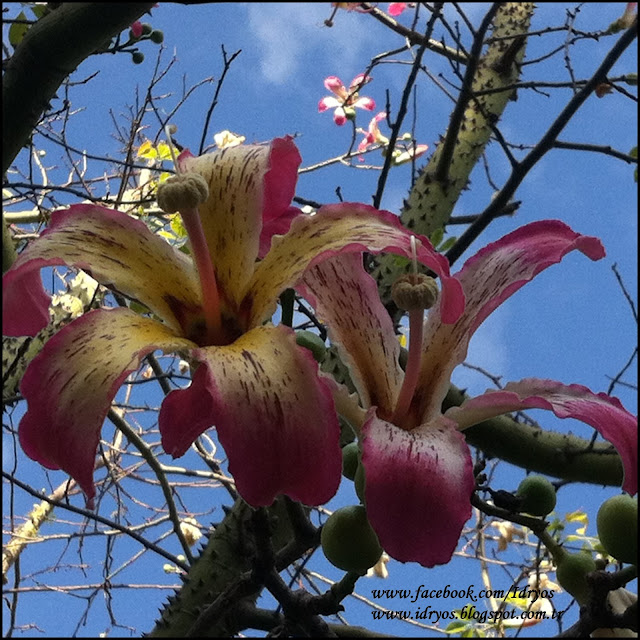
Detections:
[390, 236, 439, 428]
[156, 126, 224, 345]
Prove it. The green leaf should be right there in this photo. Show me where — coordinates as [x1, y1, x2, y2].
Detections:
[9, 11, 29, 49]
[429, 227, 444, 248]
[128, 301, 152, 315]
[137, 140, 158, 160]
[445, 621, 470, 634]
[170, 214, 187, 238]
[439, 236, 457, 252]
[504, 596, 529, 609]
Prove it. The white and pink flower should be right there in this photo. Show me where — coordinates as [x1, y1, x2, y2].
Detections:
[318, 74, 376, 126]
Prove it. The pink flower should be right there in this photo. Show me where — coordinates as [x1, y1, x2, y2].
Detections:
[318, 74, 376, 126]
[3, 139, 462, 511]
[357, 112, 429, 164]
[388, 3, 409, 16]
[357, 111, 389, 158]
[130, 21, 143, 38]
[300, 221, 637, 567]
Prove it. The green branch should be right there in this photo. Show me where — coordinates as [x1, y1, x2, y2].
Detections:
[2, 2, 154, 273]
[2, 2, 155, 176]
[371, 3, 535, 312]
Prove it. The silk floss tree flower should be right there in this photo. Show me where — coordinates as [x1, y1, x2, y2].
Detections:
[3, 135, 464, 511]
[357, 111, 429, 164]
[300, 222, 637, 568]
[357, 111, 389, 159]
[318, 74, 376, 126]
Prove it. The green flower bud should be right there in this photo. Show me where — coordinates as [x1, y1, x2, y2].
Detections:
[321, 505, 382, 574]
[516, 475, 557, 516]
[597, 495, 637, 565]
[343, 106, 357, 121]
[131, 51, 145, 65]
[150, 30, 164, 44]
[555, 552, 596, 605]
[341, 442, 360, 480]
[141, 23, 153, 35]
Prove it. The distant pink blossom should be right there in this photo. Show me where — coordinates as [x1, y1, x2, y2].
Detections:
[357, 111, 389, 158]
[331, 2, 413, 16]
[130, 21, 143, 38]
[388, 3, 408, 16]
[331, 2, 372, 12]
[318, 74, 376, 126]
[357, 111, 429, 164]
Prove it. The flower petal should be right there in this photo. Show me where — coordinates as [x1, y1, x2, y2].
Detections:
[324, 76, 345, 95]
[410, 220, 605, 424]
[159, 324, 342, 507]
[245, 202, 464, 329]
[318, 96, 342, 112]
[361, 410, 475, 567]
[130, 20, 143, 38]
[333, 107, 348, 126]
[18, 308, 195, 507]
[349, 73, 372, 91]
[3, 267, 51, 337]
[354, 96, 376, 111]
[299, 254, 403, 418]
[2, 204, 202, 336]
[388, 3, 407, 16]
[259, 207, 300, 258]
[446, 378, 638, 495]
[179, 138, 299, 312]
[259, 136, 303, 256]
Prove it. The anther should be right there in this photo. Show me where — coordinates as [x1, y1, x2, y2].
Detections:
[157, 173, 209, 214]
[391, 273, 439, 311]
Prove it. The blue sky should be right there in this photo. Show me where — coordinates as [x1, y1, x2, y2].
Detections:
[3, 3, 637, 637]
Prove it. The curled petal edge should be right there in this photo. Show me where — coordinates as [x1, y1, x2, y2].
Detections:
[446, 378, 638, 495]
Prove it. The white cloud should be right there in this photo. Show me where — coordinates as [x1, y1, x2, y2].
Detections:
[246, 3, 377, 85]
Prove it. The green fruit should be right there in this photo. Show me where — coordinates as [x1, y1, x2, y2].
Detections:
[516, 475, 556, 516]
[341, 442, 359, 480]
[131, 51, 145, 65]
[150, 30, 164, 44]
[555, 552, 596, 605]
[354, 462, 366, 504]
[597, 494, 637, 565]
[295, 330, 326, 363]
[141, 23, 153, 35]
[321, 505, 382, 574]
